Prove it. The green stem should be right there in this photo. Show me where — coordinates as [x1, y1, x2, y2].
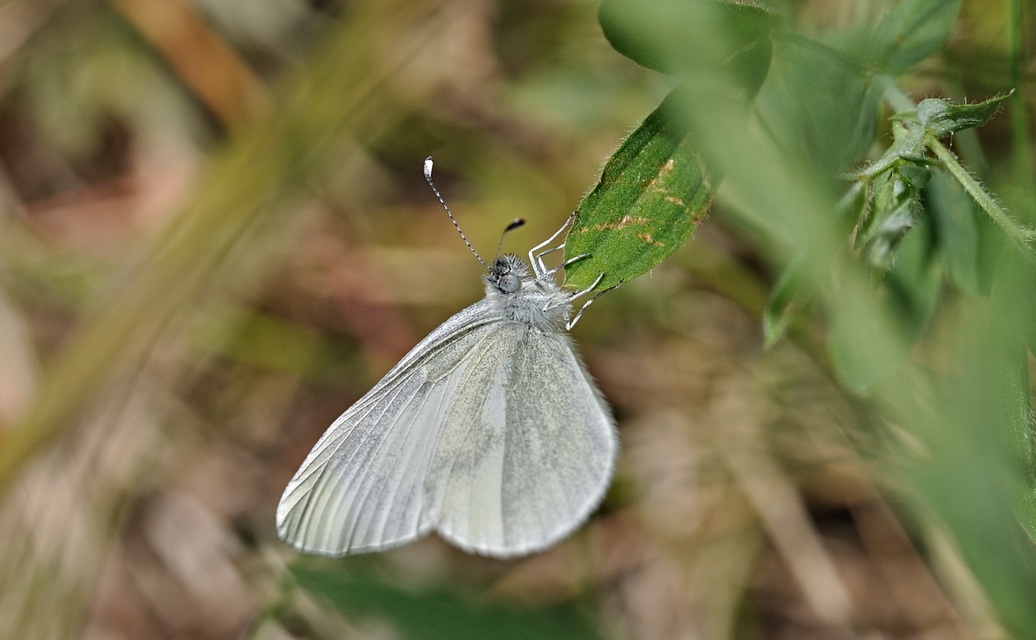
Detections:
[873, 74, 915, 113]
[927, 136, 1036, 254]
[1007, 0, 1036, 216]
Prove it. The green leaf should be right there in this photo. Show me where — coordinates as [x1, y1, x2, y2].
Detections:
[762, 259, 806, 349]
[289, 563, 602, 640]
[598, 0, 777, 98]
[756, 43, 879, 171]
[882, 214, 941, 344]
[564, 88, 712, 290]
[925, 170, 982, 294]
[989, 256, 1036, 545]
[896, 275, 1036, 636]
[848, 94, 1010, 273]
[915, 94, 1010, 137]
[828, 300, 894, 395]
[834, 179, 868, 235]
[856, 161, 931, 268]
[829, 283, 913, 393]
[1021, 260, 1036, 357]
[867, 0, 961, 72]
[833, 219, 939, 393]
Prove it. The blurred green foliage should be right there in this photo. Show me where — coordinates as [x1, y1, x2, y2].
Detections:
[567, 0, 1036, 637]
[290, 562, 601, 640]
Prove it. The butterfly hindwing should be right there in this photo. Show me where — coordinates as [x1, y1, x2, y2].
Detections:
[430, 324, 617, 556]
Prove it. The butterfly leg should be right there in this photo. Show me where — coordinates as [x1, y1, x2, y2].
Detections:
[542, 269, 600, 313]
[529, 212, 575, 277]
[534, 244, 565, 275]
[566, 276, 622, 330]
[536, 251, 592, 294]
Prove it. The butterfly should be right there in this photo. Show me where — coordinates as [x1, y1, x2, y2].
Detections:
[276, 158, 617, 557]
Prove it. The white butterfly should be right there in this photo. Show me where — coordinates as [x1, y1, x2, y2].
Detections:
[276, 158, 617, 558]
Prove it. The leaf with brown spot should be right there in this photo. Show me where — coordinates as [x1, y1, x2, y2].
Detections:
[564, 88, 713, 290]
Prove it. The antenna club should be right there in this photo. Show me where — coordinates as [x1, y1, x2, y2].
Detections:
[422, 156, 490, 270]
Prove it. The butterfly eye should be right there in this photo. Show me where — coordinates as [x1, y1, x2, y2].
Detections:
[498, 273, 521, 293]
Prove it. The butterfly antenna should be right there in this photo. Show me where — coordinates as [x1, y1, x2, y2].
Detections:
[495, 218, 525, 262]
[424, 157, 489, 269]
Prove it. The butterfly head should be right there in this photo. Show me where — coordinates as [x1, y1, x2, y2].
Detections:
[485, 254, 529, 295]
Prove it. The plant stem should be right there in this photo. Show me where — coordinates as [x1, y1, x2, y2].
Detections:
[927, 136, 1036, 257]
[873, 74, 915, 113]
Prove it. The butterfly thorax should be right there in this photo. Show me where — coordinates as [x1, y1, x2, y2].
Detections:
[484, 254, 571, 329]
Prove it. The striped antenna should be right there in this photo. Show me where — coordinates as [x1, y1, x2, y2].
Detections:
[423, 157, 488, 269]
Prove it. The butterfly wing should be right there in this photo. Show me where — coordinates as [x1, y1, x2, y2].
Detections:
[429, 324, 617, 557]
[276, 300, 500, 556]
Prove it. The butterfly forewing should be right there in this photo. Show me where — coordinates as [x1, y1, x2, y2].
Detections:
[276, 303, 499, 555]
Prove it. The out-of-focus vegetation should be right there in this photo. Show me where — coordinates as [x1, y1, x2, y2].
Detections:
[0, 0, 1034, 638]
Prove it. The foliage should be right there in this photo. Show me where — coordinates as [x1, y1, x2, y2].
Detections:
[566, 0, 1036, 637]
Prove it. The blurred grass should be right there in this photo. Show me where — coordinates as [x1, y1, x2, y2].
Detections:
[0, 0, 446, 487]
